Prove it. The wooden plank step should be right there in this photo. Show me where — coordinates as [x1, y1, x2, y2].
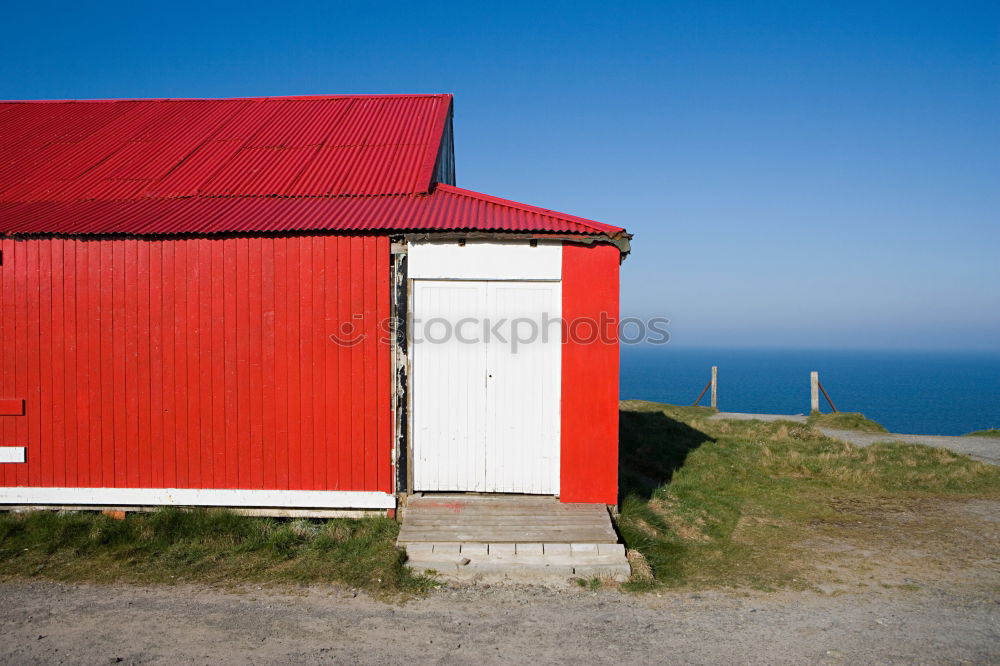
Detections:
[398, 530, 617, 542]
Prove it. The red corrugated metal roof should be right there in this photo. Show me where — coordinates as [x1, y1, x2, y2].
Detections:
[0, 94, 625, 237]
[0, 184, 623, 236]
[0, 95, 451, 202]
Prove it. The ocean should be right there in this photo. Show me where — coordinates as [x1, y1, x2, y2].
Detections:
[619, 347, 1000, 436]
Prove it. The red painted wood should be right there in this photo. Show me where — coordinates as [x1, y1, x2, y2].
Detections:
[62, 242, 78, 486]
[297, 239, 314, 489]
[209, 241, 226, 487]
[337, 238, 353, 489]
[260, 239, 277, 489]
[322, 236, 339, 489]
[285, 238, 302, 489]
[0, 235, 393, 494]
[363, 236, 377, 492]
[111, 240, 127, 487]
[148, 242, 164, 488]
[272, 238, 290, 489]
[15, 240, 29, 485]
[222, 238, 238, 488]
[350, 238, 365, 489]
[27, 241, 41, 487]
[100, 243, 115, 486]
[161, 241, 178, 488]
[560, 242, 620, 505]
[136, 240, 152, 488]
[86, 242, 102, 487]
[50, 241, 66, 487]
[0, 400, 24, 415]
[197, 239, 215, 487]
[0, 242, 8, 485]
[310, 237, 326, 490]
[38, 241, 53, 486]
[375, 235, 391, 493]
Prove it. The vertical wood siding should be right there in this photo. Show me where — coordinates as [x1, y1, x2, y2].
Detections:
[560, 242, 620, 504]
[0, 234, 392, 493]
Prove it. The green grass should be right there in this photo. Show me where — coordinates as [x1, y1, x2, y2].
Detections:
[616, 400, 1000, 592]
[966, 429, 1000, 438]
[0, 508, 432, 597]
[807, 411, 888, 433]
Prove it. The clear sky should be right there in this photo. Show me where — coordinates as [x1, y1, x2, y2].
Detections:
[2, 1, 997, 350]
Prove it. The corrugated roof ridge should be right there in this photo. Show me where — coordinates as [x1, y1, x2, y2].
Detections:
[434, 184, 623, 234]
[0, 94, 454, 104]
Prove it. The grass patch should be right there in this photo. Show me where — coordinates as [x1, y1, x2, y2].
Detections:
[966, 429, 1000, 438]
[0, 508, 432, 597]
[617, 401, 1000, 592]
[807, 411, 888, 433]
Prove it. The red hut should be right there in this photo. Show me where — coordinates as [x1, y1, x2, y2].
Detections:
[0, 95, 629, 514]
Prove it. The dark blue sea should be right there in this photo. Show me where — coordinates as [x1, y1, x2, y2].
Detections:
[620, 347, 1000, 435]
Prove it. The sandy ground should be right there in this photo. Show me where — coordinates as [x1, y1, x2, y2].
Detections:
[1, 579, 998, 665]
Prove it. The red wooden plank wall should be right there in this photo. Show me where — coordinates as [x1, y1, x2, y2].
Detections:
[0, 234, 393, 493]
[560, 242, 620, 504]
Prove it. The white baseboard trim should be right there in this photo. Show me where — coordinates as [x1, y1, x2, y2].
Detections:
[0, 487, 396, 509]
[0, 448, 25, 463]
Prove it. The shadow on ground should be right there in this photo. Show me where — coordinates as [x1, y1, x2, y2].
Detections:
[618, 407, 714, 501]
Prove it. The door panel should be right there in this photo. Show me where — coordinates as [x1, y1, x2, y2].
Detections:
[485, 282, 561, 494]
[411, 279, 561, 494]
[411, 281, 489, 491]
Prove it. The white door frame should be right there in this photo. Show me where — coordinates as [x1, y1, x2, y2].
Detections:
[407, 240, 563, 495]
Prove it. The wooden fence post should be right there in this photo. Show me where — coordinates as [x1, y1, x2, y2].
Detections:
[711, 366, 718, 410]
[810, 371, 819, 413]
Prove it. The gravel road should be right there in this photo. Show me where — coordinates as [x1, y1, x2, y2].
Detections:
[2, 580, 999, 665]
[710, 412, 1000, 465]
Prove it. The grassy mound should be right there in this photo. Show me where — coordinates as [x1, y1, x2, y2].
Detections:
[0, 508, 431, 597]
[966, 429, 1000, 438]
[617, 401, 1000, 591]
[807, 411, 888, 433]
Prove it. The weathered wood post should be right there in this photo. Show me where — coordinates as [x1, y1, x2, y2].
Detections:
[810, 371, 819, 413]
[711, 366, 718, 410]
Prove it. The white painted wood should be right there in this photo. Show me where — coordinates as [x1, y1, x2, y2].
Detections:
[485, 282, 561, 494]
[0, 487, 396, 509]
[0, 447, 25, 463]
[412, 280, 489, 492]
[408, 240, 562, 280]
[411, 278, 561, 495]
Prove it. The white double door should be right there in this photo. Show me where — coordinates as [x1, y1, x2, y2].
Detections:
[412, 279, 561, 494]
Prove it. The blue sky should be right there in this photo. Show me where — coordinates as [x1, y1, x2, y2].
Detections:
[2, 1, 997, 350]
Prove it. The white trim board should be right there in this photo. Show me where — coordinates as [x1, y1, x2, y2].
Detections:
[0, 487, 396, 509]
[0, 447, 25, 463]
[408, 240, 562, 280]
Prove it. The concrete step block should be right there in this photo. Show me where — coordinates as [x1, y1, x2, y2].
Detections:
[572, 563, 631, 582]
[543, 543, 571, 555]
[459, 543, 489, 556]
[488, 543, 516, 556]
[597, 543, 626, 557]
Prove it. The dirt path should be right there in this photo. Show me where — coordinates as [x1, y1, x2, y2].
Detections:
[2, 580, 999, 665]
[819, 429, 1000, 465]
[710, 412, 1000, 465]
